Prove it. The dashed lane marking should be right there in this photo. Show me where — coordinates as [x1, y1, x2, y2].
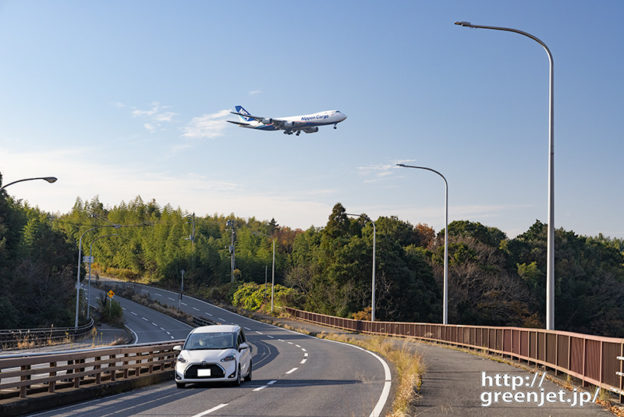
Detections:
[191, 403, 228, 417]
[285, 367, 298, 375]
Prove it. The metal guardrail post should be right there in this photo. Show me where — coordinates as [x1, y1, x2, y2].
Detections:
[618, 353, 623, 403]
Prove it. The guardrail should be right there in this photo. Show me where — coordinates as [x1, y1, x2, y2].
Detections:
[0, 341, 181, 401]
[0, 319, 95, 350]
[285, 307, 624, 403]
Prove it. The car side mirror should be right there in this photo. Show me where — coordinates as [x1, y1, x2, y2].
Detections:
[173, 345, 182, 351]
[238, 342, 249, 351]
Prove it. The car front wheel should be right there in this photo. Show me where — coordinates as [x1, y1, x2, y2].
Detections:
[176, 382, 186, 389]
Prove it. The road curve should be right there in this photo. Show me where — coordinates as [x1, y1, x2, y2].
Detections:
[31, 281, 392, 417]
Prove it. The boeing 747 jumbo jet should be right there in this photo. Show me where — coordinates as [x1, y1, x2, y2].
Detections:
[228, 106, 347, 135]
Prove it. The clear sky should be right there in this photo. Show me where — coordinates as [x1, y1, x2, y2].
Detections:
[1, 1, 623, 238]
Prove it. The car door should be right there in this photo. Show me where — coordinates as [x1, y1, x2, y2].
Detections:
[237, 330, 251, 374]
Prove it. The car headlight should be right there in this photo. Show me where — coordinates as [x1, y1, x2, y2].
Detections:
[220, 354, 236, 362]
[177, 356, 187, 364]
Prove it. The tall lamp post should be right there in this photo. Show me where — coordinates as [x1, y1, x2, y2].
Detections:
[454, 21, 555, 330]
[86, 233, 119, 319]
[0, 176, 57, 191]
[251, 231, 277, 313]
[346, 213, 377, 322]
[75, 224, 120, 328]
[397, 164, 449, 325]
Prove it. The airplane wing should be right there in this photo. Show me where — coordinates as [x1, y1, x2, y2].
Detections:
[230, 111, 266, 122]
[227, 120, 252, 126]
[230, 111, 292, 127]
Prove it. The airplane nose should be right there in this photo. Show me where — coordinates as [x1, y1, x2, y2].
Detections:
[340, 113, 347, 121]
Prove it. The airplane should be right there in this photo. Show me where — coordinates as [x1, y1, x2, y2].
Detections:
[228, 106, 347, 136]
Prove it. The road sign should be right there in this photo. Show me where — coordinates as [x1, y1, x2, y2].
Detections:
[107, 290, 115, 299]
[83, 256, 94, 264]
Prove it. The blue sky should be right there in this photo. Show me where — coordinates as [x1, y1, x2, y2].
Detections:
[1, 1, 623, 238]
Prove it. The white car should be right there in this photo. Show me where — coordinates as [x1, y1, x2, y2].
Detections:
[174, 325, 252, 388]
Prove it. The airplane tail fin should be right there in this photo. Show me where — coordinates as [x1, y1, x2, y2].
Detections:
[235, 105, 254, 122]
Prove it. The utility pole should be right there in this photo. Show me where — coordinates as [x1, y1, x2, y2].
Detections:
[226, 220, 236, 282]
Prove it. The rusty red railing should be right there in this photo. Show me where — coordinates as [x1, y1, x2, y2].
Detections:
[285, 307, 624, 402]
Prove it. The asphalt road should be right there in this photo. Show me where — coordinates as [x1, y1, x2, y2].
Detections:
[31, 281, 391, 417]
[88, 286, 191, 344]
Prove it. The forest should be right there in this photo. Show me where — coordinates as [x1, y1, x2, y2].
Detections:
[1, 183, 623, 337]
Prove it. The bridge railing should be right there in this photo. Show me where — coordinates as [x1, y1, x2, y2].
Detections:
[0, 319, 95, 350]
[284, 307, 624, 403]
[0, 341, 181, 401]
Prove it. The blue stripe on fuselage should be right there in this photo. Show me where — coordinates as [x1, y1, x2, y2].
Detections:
[254, 125, 279, 131]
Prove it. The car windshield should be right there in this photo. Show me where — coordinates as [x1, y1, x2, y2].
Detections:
[184, 332, 235, 350]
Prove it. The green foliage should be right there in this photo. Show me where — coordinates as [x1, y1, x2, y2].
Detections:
[0, 176, 78, 328]
[231, 282, 302, 312]
[2, 177, 622, 338]
[98, 295, 123, 327]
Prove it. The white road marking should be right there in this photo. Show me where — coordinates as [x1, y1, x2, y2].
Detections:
[155, 293, 162, 297]
[267, 335, 274, 339]
[304, 352, 308, 357]
[217, 317, 226, 322]
[278, 339, 284, 342]
[253, 385, 267, 392]
[285, 367, 298, 375]
[168, 297, 175, 301]
[244, 327, 251, 330]
[300, 359, 307, 364]
[287, 342, 293, 345]
[322, 338, 392, 417]
[268, 380, 277, 385]
[170, 336, 174, 339]
[166, 331, 171, 335]
[192, 403, 228, 417]
[131, 312, 138, 316]
[205, 312, 213, 316]
[142, 317, 149, 321]
[295, 344, 301, 348]
[152, 322, 158, 326]
[181, 302, 188, 306]
[193, 307, 199, 311]
[256, 331, 263, 335]
[301, 348, 307, 352]
[160, 327, 166, 331]
[122, 307, 126, 310]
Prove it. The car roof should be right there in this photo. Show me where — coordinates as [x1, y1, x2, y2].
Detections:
[190, 325, 240, 334]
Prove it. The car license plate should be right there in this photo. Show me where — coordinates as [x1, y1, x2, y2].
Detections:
[198, 369, 211, 377]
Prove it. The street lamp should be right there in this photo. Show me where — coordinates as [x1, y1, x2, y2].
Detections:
[75, 224, 121, 328]
[0, 176, 57, 191]
[454, 21, 556, 330]
[86, 233, 119, 319]
[226, 220, 236, 282]
[397, 164, 449, 325]
[251, 231, 277, 313]
[346, 213, 377, 321]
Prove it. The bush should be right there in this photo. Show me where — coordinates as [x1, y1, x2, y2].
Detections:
[232, 282, 303, 312]
[98, 294, 123, 327]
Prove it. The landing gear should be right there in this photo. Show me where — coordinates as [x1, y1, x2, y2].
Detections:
[296, 131, 301, 136]
[334, 124, 337, 129]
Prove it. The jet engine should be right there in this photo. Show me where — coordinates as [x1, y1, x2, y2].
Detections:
[303, 127, 319, 133]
